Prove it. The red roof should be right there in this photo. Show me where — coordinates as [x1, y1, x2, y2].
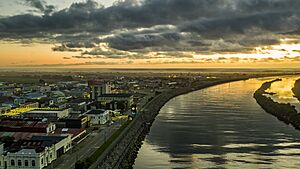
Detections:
[0, 120, 50, 129]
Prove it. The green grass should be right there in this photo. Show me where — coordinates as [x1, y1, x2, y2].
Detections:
[75, 120, 132, 168]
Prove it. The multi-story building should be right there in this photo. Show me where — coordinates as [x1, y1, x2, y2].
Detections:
[89, 82, 112, 100]
[97, 93, 134, 109]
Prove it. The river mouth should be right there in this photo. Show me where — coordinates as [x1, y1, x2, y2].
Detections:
[134, 76, 300, 169]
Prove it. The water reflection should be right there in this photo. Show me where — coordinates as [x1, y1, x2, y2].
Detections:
[265, 77, 300, 112]
[134, 77, 300, 169]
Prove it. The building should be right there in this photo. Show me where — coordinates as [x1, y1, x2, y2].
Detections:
[89, 82, 112, 100]
[30, 135, 72, 158]
[40, 86, 51, 93]
[97, 93, 134, 109]
[53, 128, 87, 142]
[25, 92, 47, 100]
[58, 116, 89, 128]
[85, 109, 110, 125]
[66, 99, 89, 113]
[0, 119, 56, 134]
[0, 135, 72, 169]
[19, 102, 39, 108]
[23, 109, 70, 119]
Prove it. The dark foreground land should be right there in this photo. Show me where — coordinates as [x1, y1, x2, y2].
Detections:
[254, 79, 300, 130]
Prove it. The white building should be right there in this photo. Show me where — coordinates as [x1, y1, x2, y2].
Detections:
[0, 135, 72, 169]
[85, 109, 110, 125]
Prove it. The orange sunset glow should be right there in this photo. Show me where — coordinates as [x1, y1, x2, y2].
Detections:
[0, 0, 300, 68]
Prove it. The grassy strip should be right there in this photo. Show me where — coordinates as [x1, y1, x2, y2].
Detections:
[75, 120, 131, 169]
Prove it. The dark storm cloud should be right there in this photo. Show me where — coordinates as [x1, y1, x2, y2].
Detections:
[1, 0, 300, 56]
[105, 26, 181, 51]
[180, 12, 300, 37]
[24, 0, 55, 15]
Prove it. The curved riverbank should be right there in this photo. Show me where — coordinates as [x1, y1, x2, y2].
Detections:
[119, 75, 276, 168]
[89, 73, 299, 169]
[254, 79, 300, 130]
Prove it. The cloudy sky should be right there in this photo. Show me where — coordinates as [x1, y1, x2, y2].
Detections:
[1, 0, 300, 68]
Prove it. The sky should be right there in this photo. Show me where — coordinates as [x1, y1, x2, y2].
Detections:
[0, 0, 300, 68]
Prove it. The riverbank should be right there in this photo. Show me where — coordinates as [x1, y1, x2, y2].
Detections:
[293, 79, 300, 101]
[254, 79, 300, 130]
[119, 75, 285, 168]
[88, 73, 299, 169]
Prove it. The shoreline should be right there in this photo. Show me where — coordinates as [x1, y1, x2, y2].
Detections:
[89, 73, 299, 169]
[119, 74, 290, 168]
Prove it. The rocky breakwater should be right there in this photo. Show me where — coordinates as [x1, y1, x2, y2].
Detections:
[254, 79, 300, 129]
[292, 78, 300, 101]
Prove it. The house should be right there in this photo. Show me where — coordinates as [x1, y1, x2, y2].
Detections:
[85, 109, 110, 125]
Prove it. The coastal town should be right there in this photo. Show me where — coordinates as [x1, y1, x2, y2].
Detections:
[0, 71, 236, 169]
[0, 71, 299, 169]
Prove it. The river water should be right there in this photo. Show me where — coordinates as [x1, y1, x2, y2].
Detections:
[134, 77, 300, 169]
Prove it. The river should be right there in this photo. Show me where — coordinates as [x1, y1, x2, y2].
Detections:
[134, 77, 300, 169]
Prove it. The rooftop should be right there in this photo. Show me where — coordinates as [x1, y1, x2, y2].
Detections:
[86, 109, 107, 115]
[26, 109, 64, 114]
[30, 135, 68, 147]
[99, 93, 133, 98]
[54, 128, 86, 138]
[0, 119, 51, 129]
